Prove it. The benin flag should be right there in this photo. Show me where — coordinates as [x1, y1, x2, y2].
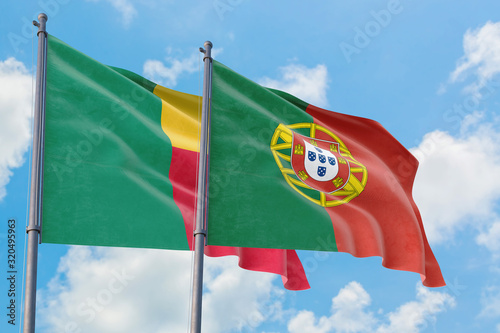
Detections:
[41, 35, 309, 290]
[207, 61, 445, 287]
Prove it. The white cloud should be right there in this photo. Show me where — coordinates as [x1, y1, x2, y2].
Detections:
[142, 48, 223, 88]
[476, 221, 500, 255]
[448, 21, 500, 97]
[288, 310, 332, 333]
[287, 282, 454, 333]
[479, 286, 500, 318]
[288, 281, 376, 333]
[203, 256, 281, 332]
[411, 112, 500, 244]
[0, 57, 32, 201]
[376, 285, 455, 333]
[479, 285, 500, 333]
[38, 246, 279, 333]
[259, 63, 329, 107]
[38, 247, 192, 333]
[328, 282, 377, 333]
[143, 56, 197, 88]
[86, 0, 137, 27]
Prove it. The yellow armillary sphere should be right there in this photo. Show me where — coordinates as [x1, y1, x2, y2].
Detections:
[270, 123, 368, 207]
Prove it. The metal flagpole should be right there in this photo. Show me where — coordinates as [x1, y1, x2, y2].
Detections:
[23, 13, 48, 333]
[190, 41, 213, 333]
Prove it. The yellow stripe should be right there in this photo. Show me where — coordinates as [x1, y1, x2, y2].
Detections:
[153, 85, 201, 152]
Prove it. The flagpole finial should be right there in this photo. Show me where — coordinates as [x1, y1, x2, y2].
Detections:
[199, 41, 213, 58]
[200, 41, 212, 62]
[35, 13, 48, 36]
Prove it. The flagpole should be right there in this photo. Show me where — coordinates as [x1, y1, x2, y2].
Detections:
[23, 13, 48, 333]
[190, 41, 213, 333]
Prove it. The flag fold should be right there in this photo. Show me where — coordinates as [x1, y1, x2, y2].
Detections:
[42, 35, 309, 290]
[206, 60, 444, 287]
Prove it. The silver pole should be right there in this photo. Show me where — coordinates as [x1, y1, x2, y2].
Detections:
[23, 13, 48, 333]
[190, 41, 213, 333]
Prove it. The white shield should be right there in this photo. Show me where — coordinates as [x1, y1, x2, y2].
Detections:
[304, 141, 339, 182]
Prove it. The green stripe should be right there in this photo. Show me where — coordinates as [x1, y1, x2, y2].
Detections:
[42, 35, 189, 250]
[268, 88, 310, 111]
[110, 66, 157, 93]
[207, 60, 336, 251]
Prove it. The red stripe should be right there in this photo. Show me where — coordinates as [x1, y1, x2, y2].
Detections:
[306, 105, 444, 287]
[169, 146, 310, 290]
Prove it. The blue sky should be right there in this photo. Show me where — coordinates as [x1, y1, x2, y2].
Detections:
[1, 0, 500, 332]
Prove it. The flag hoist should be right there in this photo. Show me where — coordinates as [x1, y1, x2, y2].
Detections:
[23, 13, 48, 333]
[190, 41, 213, 333]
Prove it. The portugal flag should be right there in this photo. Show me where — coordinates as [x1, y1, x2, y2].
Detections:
[41, 35, 309, 290]
[207, 61, 445, 287]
